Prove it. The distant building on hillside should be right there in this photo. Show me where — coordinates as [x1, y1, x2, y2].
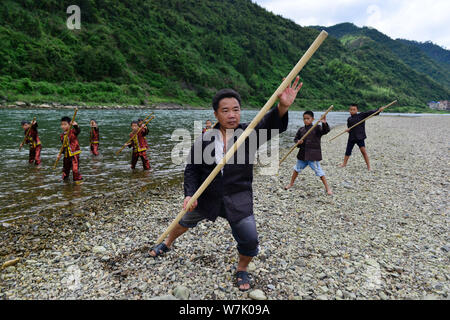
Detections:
[428, 100, 450, 111]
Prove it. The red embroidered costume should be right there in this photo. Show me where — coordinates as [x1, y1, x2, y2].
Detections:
[60, 125, 82, 181]
[128, 126, 150, 170]
[90, 127, 99, 156]
[24, 122, 41, 165]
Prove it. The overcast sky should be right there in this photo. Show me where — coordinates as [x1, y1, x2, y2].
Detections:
[254, 0, 450, 49]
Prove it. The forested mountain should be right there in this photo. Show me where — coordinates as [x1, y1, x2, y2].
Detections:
[397, 39, 450, 67]
[316, 23, 450, 89]
[0, 0, 449, 112]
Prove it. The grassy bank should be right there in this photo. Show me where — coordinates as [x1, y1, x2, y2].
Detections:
[1, 77, 447, 113]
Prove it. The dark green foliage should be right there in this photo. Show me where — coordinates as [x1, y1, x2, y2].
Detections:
[317, 23, 450, 88]
[397, 39, 450, 67]
[0, 1, 449, 112]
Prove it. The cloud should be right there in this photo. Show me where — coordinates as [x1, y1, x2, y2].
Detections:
[254, 0, 450, 48]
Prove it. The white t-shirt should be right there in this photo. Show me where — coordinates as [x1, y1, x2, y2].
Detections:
[215, 131, 225, 174]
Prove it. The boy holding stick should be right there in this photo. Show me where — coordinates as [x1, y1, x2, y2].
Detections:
[284, 111, 332, 194]
[149, 78, 302, 291]
[339, 103, 387, 171]
[89, 119, 100, 156]
[127, 120, 150, 170]
[20, 119, 41, 166]
[58, 117, 82, 183]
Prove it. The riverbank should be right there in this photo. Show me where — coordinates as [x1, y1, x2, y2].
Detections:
[1, 116, 449, 300]
[0, 101, 204, 110]
[1, 102, 449, 114]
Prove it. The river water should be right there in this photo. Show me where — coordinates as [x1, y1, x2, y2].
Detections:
[0, 108, 439, 222]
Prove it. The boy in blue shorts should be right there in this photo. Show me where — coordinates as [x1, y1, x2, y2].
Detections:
[284, 111, 332, 195]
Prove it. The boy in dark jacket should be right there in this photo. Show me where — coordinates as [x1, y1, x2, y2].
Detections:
[284, 111, 332, 194]
[339, 103, 386, 171]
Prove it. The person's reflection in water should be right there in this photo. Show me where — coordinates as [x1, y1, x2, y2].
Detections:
[72, 182, 83, 199]
[61, 180, 83, 203]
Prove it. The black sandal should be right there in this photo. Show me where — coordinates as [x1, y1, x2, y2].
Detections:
[236, 271, 251, 292]
[150, 242, 170, 258]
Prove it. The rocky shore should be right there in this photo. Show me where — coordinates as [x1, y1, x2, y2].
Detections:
[1, 116, 449, 300]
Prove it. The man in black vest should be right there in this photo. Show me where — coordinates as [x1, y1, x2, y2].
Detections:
[150, 77, 303, 291]
[339, 103, 387, 171]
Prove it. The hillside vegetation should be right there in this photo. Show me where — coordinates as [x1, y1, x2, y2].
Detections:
[0, 1, 449, 112]
[317, 23, 450, 89]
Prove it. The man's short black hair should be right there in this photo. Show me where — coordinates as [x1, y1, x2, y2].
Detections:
[350, 103, 358, 109]
[212, 89, 241, 111]
[131, 120, 139, 126]
[303, 110, 314, 118]
[61, 116, 71, 123]
[90, 119, 97, 123]
[21, 120, 30, 125]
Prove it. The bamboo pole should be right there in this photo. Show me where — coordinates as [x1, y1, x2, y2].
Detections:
[279, 105, 334, 165]
[139, 112, 154, 124]
[115, 115, 155, 155]
[53, 108, 78, 169]
[156, 30, 329, 244]
[328, 100, 397, 142]
[19, 117, 36, 151]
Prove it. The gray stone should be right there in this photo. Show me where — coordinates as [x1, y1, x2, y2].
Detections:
[247, 262, 257, 272]
[344, 267, 355, 275]
[343, 291, 356, 299]
[249, 289, 267, 300]
[318, 272, 327, 280]
[92, 246, 107, 254]
[379, 292, 388, 300]
[173, 285, 190, 300]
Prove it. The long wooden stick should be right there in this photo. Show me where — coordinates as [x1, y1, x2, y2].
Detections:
[53, 108, 78, 169]
[156, 30, 329, 244]
[116, 115, 155, 155]
[19, 117, 36, 150]
[279, 105, 334, 165]
[328, 100, 397, 142]
[140, 112, 154, 125]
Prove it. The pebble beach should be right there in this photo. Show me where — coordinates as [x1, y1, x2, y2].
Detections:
[1, 116, 449, 300]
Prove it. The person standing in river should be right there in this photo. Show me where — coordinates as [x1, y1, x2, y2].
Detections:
[89, 119, 100, 156]
[202, 119, 213, 133]
[127, 120, 150, 170]
[20, 119, 42, 166]
[149, 77, 303, 292]
[339, 103, 387, 171]
[57, 117, 82, 183]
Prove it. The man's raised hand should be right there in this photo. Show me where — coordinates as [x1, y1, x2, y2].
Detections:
[278, 76, 303, 117]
